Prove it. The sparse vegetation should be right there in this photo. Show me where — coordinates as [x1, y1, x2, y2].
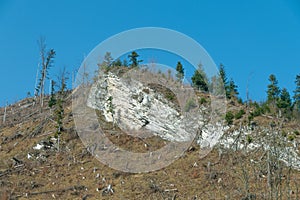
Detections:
[235, 109, 245, 119]
[225, 111, 234, 125]
[184, 98, 197, 112]
[0, 50, 299, 200]
[175, 61, 184, 83]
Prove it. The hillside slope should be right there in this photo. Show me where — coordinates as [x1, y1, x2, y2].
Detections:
[0, 72, 300, 199]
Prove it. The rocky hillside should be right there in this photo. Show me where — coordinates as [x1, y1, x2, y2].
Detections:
[0, 68, 300, 199]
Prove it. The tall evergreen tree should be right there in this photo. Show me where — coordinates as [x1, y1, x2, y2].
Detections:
[228, 78, 239, 99]
[293, 74, 300, 112]
[191, 64, 208, 92]
[175, 61, 184, 82]
[97, 52, 113, 73]
[267, 74, 280, 104]
[48, 80, 56, 108]
[277, 88, 292, 117]
[219, 64, 231, 98]
[103, 52, 113, 67]
[219, 64, 228, 87]
[112, 58, 122, 67]
[54, 67, 68, 143]
[128, 51, 142, 67]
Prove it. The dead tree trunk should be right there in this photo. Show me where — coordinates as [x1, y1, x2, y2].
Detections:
[3, 103, 7, 124]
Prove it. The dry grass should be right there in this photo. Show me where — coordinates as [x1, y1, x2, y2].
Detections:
[0, 92, 300, 199]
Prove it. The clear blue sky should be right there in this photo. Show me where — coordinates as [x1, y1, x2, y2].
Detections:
[0, 0, 299, 106]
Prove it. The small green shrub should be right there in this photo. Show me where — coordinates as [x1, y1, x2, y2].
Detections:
[294, 130, 300, 136]
[165, 92, 175, 101]
[199, 97, 207, 105]
[225, 111, 234, 125]
[281, 131, 287, 137]
[235, 109, 245, 119]
[288, 134, 295, 141]
[248, 114, 254, 125]
[237, 98, 243, 104]
[246, 135, 253, 144]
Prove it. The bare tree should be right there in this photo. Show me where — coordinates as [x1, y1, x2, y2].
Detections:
[35, 38, 56, 108]
[3, 102, 7, 124]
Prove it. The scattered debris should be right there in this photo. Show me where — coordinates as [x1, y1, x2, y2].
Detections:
[102, 184, 114, 196]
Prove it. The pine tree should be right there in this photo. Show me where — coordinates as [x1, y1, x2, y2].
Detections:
[219, 64, 228, 87]
[267, 74, 280, 104]
[191, 64, 208, 92]
[112, 58, 122, 67]
[277, 88, 292, 117]
[48, 80, 56, 108]
[103, 52, 113, 67]
[53, 68, 68, 150]
[98, 52, 113, 73]
[228, 79, 239, 99]
[176, 61, 184, 82]
[210, 75, 224, 96]
[293, 74, 300, 112]
[278, 88, 292, 108]
[219, 64, 231, 98]
[128, 51, 142, 67]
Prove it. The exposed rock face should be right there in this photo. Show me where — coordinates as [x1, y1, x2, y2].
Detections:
[87, 72, 199, 142]
[86, 71, 300, 170]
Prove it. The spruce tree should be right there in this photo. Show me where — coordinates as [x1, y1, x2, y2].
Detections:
[128, 51, 142, 67]
[113, 58, 122, 67]
[278, 88, 292, 109]
[48, 80, 56, 108]
[267, 74, 280, 104]
[277, 88, 292, 117]
[219, 64, 231, 98]
[176, 61, 184, 82]
[219, 64, 228, 87]
[191, 64, 208, 92]
[228, 79, 239, 99]
[104, 52, 113, 66]
[293, 74, 300, 112]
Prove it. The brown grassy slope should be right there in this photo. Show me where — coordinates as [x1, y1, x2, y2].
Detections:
[0, 93, 299, 200]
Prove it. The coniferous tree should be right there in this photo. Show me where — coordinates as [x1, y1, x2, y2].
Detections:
[53, 67, 68, 151]
[219, 64, 230, 98]
[293, 74, 300, 112]
[210, 75, 224, 96]
[228, 79, 239, 99]
[112, 58, 122, 67]
[277, 88, 292, 117]
[191, 64, 208, 92]
[176, 61, 184, 82]
[98, 52, 113, 73]
[219, 64, 228, 87]
[103, 52, 113, 67]
[277, 88, 292, 109]
[48, 80, 56, 108]
[267, 74, 280, 104]
[128, 51, 142, 67]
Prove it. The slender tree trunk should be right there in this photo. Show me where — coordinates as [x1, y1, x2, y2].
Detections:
[267, 150, 272, 199]
[3, 103, 7, 124]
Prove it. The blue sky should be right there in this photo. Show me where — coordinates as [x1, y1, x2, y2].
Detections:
[0, 0, 299, 106]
